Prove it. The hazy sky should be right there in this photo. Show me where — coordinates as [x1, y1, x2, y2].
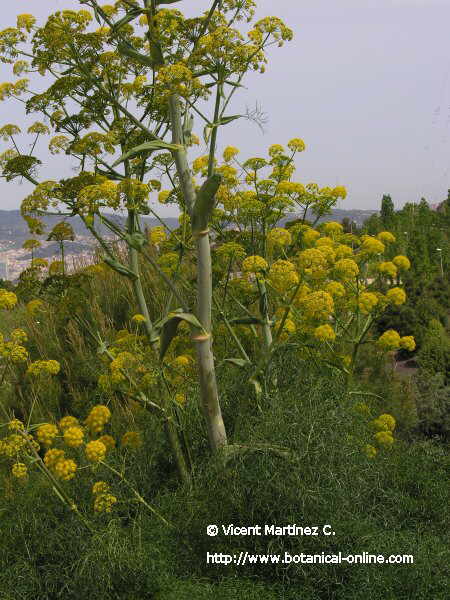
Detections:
[1, 0, 449, 214]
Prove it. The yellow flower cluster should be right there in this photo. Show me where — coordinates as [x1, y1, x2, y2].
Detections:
[121, 431, 142, 449]
[84, 405, 111, 434]
[36, 424, 59, 447]
[94, 493, 117, 513]
[314, 324, 336, 342]
[298, 291, 334, 321]
[85, 440, 107, 463]
[386, 287, 406, 306]
[378, 261, 397, 278]
[242, 255, 268, 273]
[63, 426, 84, 448]
[131, 314, 146, 323]
[54, 458, 77, 481]
[92, 481, 110, 495]
[26, 360, 60, 378]
[358, 292, 379, 314]
[0, 289, 17, 310]
[149, 226, 167, 245]
[12, 462, 27, 478]
[334, 258, 359, 280]
[267, 260, 299, 293]
[393, 255, 410, 270]
[223, 146, 240, 162]
[377, 329, 401, 350]
[377, 231, 396, 244]
[361, 236, 385, 255]
[267, 227, 292, 248]
[59, 416, 79, 430]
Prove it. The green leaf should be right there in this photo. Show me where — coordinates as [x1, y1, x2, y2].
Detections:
[229, 317, 263, 326]
[192, 174, 222, 232]
[223, 358, 250, 368]
[103, 256, 137, 280]
[169, 312, 205, 332]
[117, 42, 156, 68]
[214, 115, 243, 127]
[111, 8, 141, 31]
[112, 141, 183, 167]
[159, 315, 182, 360]
[124, 232, 148, 251]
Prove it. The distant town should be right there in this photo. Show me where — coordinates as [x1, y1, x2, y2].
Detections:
[0, 208, 377, 281]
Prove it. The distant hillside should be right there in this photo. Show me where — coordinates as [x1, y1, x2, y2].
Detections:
[0, 208, 376, 248]
[0, 210, 181, 249]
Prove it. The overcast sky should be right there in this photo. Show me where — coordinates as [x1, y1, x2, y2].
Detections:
[1, 0, 449, 213]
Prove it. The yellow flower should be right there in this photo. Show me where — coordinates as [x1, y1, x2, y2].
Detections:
[11, 329, 27, 344]
[85, 440, 107, 462]
[223, 146, 240, 162]
[287, 138, 306, 152]
[377, 231, 396, 244]
[242, 255, 268, 273]
[298, 291, 334, 320]
[85, 405, 111, 434]
[44, 448, 65, 469]
[267, 144, 285, 158]
[175, 393, 186, 406]
[316, 236, 335, 248]
[54, 458, 77, 481]
[17, 14, 36, 32]
[149, 225, 167, 245]
[393, 255, 411, 271]
[358, 292, 379, 314]
[97, 435, 116, 452]
[12, 463, 27, 478]
[302, 229, 320, 246]
[36, 424, 59, 447]
[297, 248, 328, 278]
[378, 261, 397, 278]
[92, 481, 110, 495]
[361, 236, 385, 255]
[26, 299, 44, 315]
[364, 444, 378, 459]
[314, 324, 336, 342]
[63, 426, 84, 448]
[9, 345, 28, 363]
[267, 227, 292, 248]
[386, 287, 406, 306]
[8, 418, 24, 431]
[334, 258, 359, 279]
[0, 289, 17, 310]
[354, 402, 370, 416]
[26, 360, 60, 377]
[323, 221, 343, 236]
[59, 416, 79, 431]
[267, 260, 299, 293]
[335, 244, 353, 259]
[377, 330, 401, 350]
[378, 414, 396, 432]
[399, 336, 416, 351]
[131, 314, 146, 323]
[325, 281, 346, 297]
[158, 190, 171, 204]
[94, 493, 117, 513]
[374, 430, 394, 448]
[121, 431, 142, 449]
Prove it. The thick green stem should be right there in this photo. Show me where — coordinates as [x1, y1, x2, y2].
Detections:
[168, 94, 227, 452]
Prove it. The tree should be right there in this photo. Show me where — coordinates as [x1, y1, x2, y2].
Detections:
[0, 1, 293, 477]
[380, 194, 395, 228]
